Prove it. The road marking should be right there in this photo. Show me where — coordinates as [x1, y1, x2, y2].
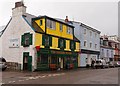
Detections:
[0, 82, 5, 84]
[7, 72, 66, 84]
[25, 79, 30, 81]
[40, 75, 46, 78]
[18, 80, 25, 82]
[8, 81, 15, 83]
[48, 74, 52, 77]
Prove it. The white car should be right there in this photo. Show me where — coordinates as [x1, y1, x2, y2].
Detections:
[114, 61, 120, 67]
[94, 59, 109, 69]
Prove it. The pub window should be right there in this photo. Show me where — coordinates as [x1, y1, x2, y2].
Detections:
[25, 34, 29, 46]
[67, 27, 73, 34]
[21, 33, 33, 47]
[47, 19, 56, 30]
[40, 20, 42, 26]
[60, 39, 64, 48]
[70, 41, 75, 50]
[50, 20, 52, 28]
[60, 24, 63, 32]
[45, 36, 49, 46]
[58, 38, 66, 49]
[41, 54, 48, 64]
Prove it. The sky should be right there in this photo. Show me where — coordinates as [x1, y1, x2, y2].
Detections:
[0, 0, 119, 35]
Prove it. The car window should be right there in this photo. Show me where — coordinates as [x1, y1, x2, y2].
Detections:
[0, 58, 6, 62]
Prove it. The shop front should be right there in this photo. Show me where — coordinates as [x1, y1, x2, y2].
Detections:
[36, 48, 78, 71]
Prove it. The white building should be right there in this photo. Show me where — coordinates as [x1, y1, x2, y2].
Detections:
[0, 26, 5, 57]
[72, 22, 101, 67]
[1, 1, 36, 71]
[1, 1, 80, 71]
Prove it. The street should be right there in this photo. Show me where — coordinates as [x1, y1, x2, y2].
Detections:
[1, 68, 119, 84]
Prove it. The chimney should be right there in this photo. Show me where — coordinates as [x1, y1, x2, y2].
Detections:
[12, 1, 26, 17]
[65, 16, 69, 22]
[15, 1, 24, 8]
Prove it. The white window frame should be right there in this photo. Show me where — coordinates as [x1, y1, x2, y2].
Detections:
[47, 19, 56, 30]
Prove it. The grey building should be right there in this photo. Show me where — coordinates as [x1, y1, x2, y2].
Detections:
[72, 21, 101, 67]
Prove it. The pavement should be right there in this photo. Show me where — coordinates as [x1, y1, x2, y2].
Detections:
[1, 67, 119, 85]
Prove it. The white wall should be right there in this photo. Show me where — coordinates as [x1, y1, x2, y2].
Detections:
[2, 15, 35, 70]
[0, 37, 2, 57]
[73, 22, 100, 51]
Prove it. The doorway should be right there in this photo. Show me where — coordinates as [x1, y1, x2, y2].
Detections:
[23, 52, 32, 71]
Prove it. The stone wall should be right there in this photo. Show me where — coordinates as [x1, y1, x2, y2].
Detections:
[6, 62, 21, 71]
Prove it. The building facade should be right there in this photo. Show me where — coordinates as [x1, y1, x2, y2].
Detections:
[1, 1, 80, 71]
[0, 31, 2, 57]
[100, 36, 114, 62]
[0, 26, 5, 57]
[72, 22, 101, 67]
[108, 35, 120, 62]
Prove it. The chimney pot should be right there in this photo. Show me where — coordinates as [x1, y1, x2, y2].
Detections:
[15, 1, 24, 8]
[65, 16, 69, 22]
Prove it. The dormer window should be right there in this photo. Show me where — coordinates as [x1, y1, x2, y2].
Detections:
[47, 19, 56, 30]
[60, 24, 63, 32]
[67, 27, 73, 34]
[40, 20, 42, 26]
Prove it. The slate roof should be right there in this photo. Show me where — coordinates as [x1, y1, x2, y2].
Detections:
[0, 26, 5, 37]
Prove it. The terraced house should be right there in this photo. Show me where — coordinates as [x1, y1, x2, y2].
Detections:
[1, 1, 80, 71]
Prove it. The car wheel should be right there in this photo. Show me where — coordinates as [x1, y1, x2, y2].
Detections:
[2, 68, 7, 71]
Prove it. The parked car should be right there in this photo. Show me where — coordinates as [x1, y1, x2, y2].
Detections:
[94, 59, 109, 69]
[109, 61, 115, 68]
[114, 61, 120, 67]
[0, 57, 7, 71]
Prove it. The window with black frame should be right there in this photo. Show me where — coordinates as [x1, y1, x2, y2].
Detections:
[60, 39, 64, 48]
[21, 33, 32, 47]
[58, 39, 66, 49]
[70, 41, 75, 50]
[25, 34, 29, 46]
[41, 54, 48, 64]
[45, 36, 49, 46]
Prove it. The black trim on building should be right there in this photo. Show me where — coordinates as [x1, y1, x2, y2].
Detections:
[45, 17, 47, 34]
[32, 16, 74, 28]
[0, 18, 12, 37]
[81, 49, 100, 55]
[35, 31, 80, 43]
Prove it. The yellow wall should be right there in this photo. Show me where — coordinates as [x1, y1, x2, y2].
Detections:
[35, 19, 45, 32]
[64, 40, 70, 51]
[35, 32, 80, 52]
[35, 18, 73, 40]
[78, 54, 80, 67]
[35, 33, 44, 48]
[34, 18, 80, 52]
[75, 42, 80, 52]
[50, 37, 60, 50]
[46, 23, 73, 40]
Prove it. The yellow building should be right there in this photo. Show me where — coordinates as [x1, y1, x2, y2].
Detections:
[32, 16, 80, 70]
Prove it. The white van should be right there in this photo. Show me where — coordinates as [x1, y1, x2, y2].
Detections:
[94, 59, 109, 69]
